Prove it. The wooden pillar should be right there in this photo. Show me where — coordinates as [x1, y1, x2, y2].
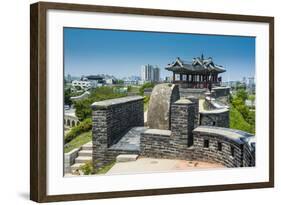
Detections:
[173, 72, 175, 82]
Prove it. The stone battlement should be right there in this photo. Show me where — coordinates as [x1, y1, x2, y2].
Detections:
[92, 96, 144, 168]
[92, 96, 144, 109]
[91, 84, 255, 170]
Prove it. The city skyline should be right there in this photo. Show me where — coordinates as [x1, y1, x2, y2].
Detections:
[64, 28, 255, 81]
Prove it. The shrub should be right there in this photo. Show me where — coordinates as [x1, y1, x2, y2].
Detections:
[143, 96, 150, 104]
[230, 104, 255, 134]
[139, 82, 155, 95]
[64, 88, 72, 106]
[64, 118, 92, 144]
[79, 161, 95, 175]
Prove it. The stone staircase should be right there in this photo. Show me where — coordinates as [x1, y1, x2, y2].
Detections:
[70, 142, 92, 173]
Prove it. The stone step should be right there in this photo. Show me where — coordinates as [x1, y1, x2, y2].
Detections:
[70, 163, 84, 172]
[82, 143, 93, 150]
[78, 150, 92, 157]
[116, 154, 139, 163]
[75, 156, 92, 164]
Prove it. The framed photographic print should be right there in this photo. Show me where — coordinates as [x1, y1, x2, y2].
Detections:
[30, 1, 274, 202]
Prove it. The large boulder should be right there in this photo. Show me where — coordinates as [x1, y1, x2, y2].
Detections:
[147, 83, 180, 130]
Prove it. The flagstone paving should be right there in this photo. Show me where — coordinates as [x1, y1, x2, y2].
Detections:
[106, 157, 224, 175]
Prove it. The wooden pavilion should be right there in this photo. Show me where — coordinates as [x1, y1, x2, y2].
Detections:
[165, 55, 225, 88]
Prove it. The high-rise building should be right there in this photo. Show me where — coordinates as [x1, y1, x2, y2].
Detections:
[248, 77, 255, 93]
[242, 76, 247, 85]
[153, 67, 160, 82]
[141, 64, 160, 82]
[66, 74, 72, 82]
[248, 77, 255, 86]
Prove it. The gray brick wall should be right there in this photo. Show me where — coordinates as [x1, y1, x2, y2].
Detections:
[192, 134, 243, 167]
[92, 96, 144, 169]
[171, 99, 195, 147]
[91, 94, 254, 170]
[200, 110, 229, 128]
[140, 99, 196, 159]
[187, 96, 199, 128]
[140, 129, 173, 158]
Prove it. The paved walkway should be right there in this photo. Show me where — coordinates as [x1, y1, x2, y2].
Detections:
[109, 127, 148, 151]
[106, 157, 224, 175]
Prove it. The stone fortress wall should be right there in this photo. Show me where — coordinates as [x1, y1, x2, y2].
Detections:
[212, 86, 231, 104]
[179, 86, 230, 100]
[192, 126, 255, 167]
[91, 96, 144, 168]
[179, 88, 206, 98]
[199, 109, 230, 128]
[91, 84, 255, 169]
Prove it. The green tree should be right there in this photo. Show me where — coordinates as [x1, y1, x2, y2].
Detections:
[74, 99, 92, 120]
[231, 91, 255, 133]
[74, 87, 127, 121]
[235, 82, 246, 90]
[139, 82, 155, 95]
[64, 88, 72, 106]
[236, 89, 248, 102]
[64, 118, 92, 144]
[230, 105, 254, 134]
[248, 95, 255, 107]
[116, 79, 124, 85]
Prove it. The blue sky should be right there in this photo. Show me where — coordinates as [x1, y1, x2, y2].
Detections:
[64, 27, 255, 81]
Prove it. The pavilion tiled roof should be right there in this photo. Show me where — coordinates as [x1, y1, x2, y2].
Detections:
[165, 55, 226, 74]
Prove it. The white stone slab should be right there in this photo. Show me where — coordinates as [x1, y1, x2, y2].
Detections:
[116, 154, 139, 163]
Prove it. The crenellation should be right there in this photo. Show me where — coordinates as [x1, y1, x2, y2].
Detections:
[91, 89, 255, 170]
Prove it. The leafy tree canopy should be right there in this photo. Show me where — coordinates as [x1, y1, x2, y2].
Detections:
[236, 89, 248, 102]
[74, 86, 127, 121]
[139, 82, 155, 95]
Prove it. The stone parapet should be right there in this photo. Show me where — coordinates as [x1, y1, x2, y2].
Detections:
[193, 126, 255, 167]
[199, 108, 229, 128]
[140, 129, 172, 158]
[171, 99, 195, 147]
[92, 96, 144, 169]
[64, 148, 81, 174]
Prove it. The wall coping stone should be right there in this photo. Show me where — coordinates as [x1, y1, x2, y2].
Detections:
[64, 147, 81, 155]
[174, 98, 193, 105]
[212, 86, 231, 90]
[200, 108, 229, 114]
[179, 88, 207, 92]
[143, 128, 171, 136]
[193, 126, 255, 145]
[186, 96, 197, 99]
[91, 96, 144, 109]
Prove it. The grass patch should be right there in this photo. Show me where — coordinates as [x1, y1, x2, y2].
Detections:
[144, 96, 150, 112]
[128, 86, 140, 93]
[64, 118, 92, 144]
[64, 131, 92, 153]
[144, 102, 149, 112]
[229, 105, 255, 134]
[96, 161, 116, 174]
